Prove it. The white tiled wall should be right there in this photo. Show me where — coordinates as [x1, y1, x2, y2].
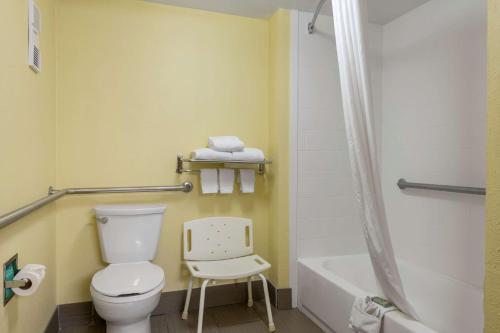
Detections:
[381, 0, 486, 288]
[296, 12, 383, 258]
[296, 0, 485, 290]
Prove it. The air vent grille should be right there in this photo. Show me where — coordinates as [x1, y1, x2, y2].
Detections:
[33, 46, 40, 69]
[32, 4, 41, 31]
[28, 0, 41, 73]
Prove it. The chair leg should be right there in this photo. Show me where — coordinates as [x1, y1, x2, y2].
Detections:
[258, 274, 275, 332]
[247, 276, 254, 307]
[182, 277, 194, 320]
[197, 279, 211, 333]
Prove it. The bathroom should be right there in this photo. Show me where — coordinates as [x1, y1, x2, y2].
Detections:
[0, 0, 497, 332]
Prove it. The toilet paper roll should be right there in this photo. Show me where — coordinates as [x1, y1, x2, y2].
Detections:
[12, 264, 46, 297]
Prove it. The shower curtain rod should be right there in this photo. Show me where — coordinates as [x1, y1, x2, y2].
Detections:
[308, 0, 328, 34]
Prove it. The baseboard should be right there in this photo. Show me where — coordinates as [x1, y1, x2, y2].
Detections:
[56, 279, 292, 329]
[43, 308, 59, 333]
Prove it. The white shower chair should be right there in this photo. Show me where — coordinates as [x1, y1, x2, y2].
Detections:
[181, 217, 275, 333]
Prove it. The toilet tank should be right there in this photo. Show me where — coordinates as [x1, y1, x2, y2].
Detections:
[94, 204, 167, 264]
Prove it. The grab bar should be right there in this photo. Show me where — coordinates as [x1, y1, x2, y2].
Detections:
[0, 182, 193, 229]
[397, 179, 485, 195]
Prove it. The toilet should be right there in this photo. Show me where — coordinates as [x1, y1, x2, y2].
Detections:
[90, 204, 167, 333]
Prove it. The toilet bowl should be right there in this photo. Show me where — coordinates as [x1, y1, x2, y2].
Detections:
[91, 261, 165, 333]
[90, 204, 167, 333]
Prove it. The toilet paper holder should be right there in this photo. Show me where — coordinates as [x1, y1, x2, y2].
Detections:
[3, 254, 44, 305]
[5, 278, 31, 289]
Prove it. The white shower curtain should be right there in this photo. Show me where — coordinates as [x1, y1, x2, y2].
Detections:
[330, 0, 419, 319]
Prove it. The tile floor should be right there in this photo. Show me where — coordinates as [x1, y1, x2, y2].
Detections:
[60, 301, 324, 333]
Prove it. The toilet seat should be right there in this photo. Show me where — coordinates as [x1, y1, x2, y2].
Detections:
[91, 280, 164, 304]
[91, 261, 164, 297]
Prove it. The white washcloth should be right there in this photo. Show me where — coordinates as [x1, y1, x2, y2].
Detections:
[218, 169, 235, 194]
[349, 297, 397, 333]
[232, 148, 265, 162]
[208, 136, 245, 152]
[192, 148, 232, 161]
[200, 169, 219, 194]
[239, 169, 255, 193]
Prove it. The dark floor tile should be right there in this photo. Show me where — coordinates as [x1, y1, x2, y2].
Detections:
[153, 290, 187, 315]
[208, 303, 260, 326]
[60, 324, 105, 333]
[252, 299, 279, 319]
[58, 302, 95, 329]
[59, 301, 324, 333]
[151, 314, 169, 332]
[165, 312, 219, 333]
[253, 301, 324, 333]
[217, 321, 269, 333]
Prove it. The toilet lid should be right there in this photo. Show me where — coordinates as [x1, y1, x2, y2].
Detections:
[92, 262, 164, 297]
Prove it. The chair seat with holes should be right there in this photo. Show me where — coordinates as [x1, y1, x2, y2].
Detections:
[182, 217, 275, 333]
[185, 254, 271, 280]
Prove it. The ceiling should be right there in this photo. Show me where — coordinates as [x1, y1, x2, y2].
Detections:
[145, 0, 430, 25]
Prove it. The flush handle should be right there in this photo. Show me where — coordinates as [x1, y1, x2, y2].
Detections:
[97, 216, 108, 224]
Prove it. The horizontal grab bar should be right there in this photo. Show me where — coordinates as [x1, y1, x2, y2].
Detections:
[50, 183, 194, 195]
[0, 182, 193, 229]
[397, 179, 485, 195]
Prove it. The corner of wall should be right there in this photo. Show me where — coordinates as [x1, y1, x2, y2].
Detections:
[267, 9, 291, 288]
[0, 0, 58, 331]
[485, 1, 500, 332]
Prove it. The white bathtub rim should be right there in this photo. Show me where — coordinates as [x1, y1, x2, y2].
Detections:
[298, 256, 372, 297]
[298, 256, 438, 333]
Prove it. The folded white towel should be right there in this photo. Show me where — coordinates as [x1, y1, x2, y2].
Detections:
[232, 148, 265, 162]
[239, 169, 255, 193]
[208, 136, 245, 152]
[218, 169, 235, 194]
[192, 148, 232, 161]
[349, 297, 397, 333]
[200, 169, 219, 194]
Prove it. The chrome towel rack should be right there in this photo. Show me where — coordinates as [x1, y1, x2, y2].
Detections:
[397, 179, 485, 195]
[0, 182, 193, 229]
[176, 155, 271, 175]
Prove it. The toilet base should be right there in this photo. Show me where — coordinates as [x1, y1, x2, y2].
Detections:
[106, 315, 151, 333]
[90, 283, 164, 333]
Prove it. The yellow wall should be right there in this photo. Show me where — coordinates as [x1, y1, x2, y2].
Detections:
[0, 0, 57, 332]
[0, 0, 290, 318]
[268, 10, 290, 287]
[55, 0, 290, 304]
[485, 1, 500, 331]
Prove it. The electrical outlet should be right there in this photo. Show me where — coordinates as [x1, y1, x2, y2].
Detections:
[3, 254, 19, 306]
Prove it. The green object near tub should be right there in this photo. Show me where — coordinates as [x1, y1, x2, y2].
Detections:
[3, 254, 19, 306]
[371, 296, 396, 309]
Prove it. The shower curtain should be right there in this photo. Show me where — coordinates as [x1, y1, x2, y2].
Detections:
[330, 0, 419, 319]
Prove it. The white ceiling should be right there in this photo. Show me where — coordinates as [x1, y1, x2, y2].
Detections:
[145, 0, 430, 25]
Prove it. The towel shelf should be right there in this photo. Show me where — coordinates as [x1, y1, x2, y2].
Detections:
[176, 155, 271, 175]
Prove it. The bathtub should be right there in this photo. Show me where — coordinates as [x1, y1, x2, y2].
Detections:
[298, 255, 483, 333]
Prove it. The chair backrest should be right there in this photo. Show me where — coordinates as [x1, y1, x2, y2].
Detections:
[183, 217, 253, 261]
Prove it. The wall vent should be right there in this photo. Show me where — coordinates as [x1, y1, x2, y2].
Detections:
[28, 0, 41, 73]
